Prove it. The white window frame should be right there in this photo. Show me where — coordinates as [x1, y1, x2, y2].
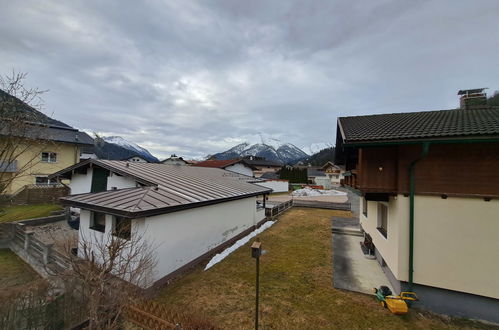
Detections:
[35, 176, 58, 186]
[41, 152, 58, 163]
[377, 202, 388, 238]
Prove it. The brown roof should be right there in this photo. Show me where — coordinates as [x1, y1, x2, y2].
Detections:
[193, 159, 242, 168]
[50, 159, 271, 218]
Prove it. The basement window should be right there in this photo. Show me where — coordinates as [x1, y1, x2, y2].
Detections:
[90, 212, 106, 233]
[377, 203, 388, 238]
[114, 217, 131, 240]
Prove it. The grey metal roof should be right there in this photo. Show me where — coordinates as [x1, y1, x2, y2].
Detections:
[53, 160, 271, 217]
[1, 89, 94, 146]
[337, 107, 499, 145]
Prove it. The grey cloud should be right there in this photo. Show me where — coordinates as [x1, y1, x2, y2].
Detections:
[1, 0, 499, 159]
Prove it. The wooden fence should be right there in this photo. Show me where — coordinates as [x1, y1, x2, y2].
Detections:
[9, 184, 69, 205]
[125, 300, 216, 330]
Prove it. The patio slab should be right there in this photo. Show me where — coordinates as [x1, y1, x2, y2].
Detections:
[333, 232, 393, 295]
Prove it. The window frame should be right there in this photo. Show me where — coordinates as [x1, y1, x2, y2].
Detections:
[41, 152, 58, 163]
[90, 212, 106, 233]
[35, 176, 58, 186]
[376, 203, 388, 238]
[113, 216, 131, 240]
[362, 197, 368, 217]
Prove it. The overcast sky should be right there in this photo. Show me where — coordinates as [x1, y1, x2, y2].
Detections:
[1, 1, 498, 159]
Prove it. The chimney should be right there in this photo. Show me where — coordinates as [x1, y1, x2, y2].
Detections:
[458, 88, 488, 109]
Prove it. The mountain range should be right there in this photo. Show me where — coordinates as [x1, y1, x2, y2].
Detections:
[93, 136, 159, 163]
[211, 141, 309, 164]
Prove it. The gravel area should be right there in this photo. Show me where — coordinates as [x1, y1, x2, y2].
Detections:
[26, 220, 78, 251]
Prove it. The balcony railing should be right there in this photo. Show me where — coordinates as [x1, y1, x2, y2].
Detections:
[0, 160, 17, 173]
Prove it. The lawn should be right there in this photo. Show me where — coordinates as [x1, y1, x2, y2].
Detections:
[0, 203, 62, 223]
[0, 249, 40, 289]
[156, 208, 493, 329]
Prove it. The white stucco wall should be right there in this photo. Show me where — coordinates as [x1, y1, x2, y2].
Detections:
[361, 195, 499, 299]
[314, 176, 332, 189]
[69, 169, 138, 195]
[162, 159, 187, 165]
[107, 172, 137, 190]
[128, 157, 147, 163]
[78, 196, 265, 287]
[142, 197, 260, 282]
[70, 168, 93, 195]
[255, 180, 289, 193]
[224, 163, 254, 177]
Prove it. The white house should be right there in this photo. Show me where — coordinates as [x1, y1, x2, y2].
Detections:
[194, 159, 256, 177]
[161, 154, 189, 165]
[50, 159, 271, 288]
[123, 155, 149, 163]
[321, 161, 345, 185]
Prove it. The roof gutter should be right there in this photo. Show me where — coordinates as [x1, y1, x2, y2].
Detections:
[344, 137, 499, 148]
[408, 142, 430, 291]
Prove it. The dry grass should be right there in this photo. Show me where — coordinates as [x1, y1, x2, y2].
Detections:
[156, 208, 495, 329]
[0, 248, 40, 289]
[0, 203, 62, 223]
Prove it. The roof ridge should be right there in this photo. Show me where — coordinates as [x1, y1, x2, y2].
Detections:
[338, 107, 499, 120]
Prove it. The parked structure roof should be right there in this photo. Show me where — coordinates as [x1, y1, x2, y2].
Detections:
[337, 107, 499, 145]
[50, 159, 271, 218]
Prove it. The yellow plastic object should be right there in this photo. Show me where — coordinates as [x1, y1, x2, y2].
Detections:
[400, 291, 419, 301]
[385, 296, 408, 315]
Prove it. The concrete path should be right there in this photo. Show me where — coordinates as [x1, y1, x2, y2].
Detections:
[332, 187, 393, 294]
[333, 233, 394, 295]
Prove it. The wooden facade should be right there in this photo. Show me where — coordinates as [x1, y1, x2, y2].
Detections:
[344, 142, 499, 198]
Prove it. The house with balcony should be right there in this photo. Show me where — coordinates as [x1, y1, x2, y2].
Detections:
[335, 91, 499, 322]
[49, 159, 271, 288]
[0, 89, 93, 197]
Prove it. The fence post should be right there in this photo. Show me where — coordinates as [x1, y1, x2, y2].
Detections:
[43, 243, 53, 265]
[24, 230, 34, 250]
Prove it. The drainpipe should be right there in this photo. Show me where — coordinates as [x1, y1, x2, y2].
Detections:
[408, 142, 430, 291]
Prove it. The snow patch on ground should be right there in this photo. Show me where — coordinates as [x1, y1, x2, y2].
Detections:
[292, 187, 347, 197]
[204, 220, 276, 271]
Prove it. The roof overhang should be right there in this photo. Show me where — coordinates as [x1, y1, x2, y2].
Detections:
[48, 159, 154, 186]
[60, 189, 271, 219]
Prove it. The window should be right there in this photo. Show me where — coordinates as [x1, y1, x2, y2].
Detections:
[377, 203, 388, 238]
[41, 152, 57, 163]
[35, 176, 58, 185]
[114, 217, 131, 240]
[90, 212, 106, 232]
[362, 198, 368, 217]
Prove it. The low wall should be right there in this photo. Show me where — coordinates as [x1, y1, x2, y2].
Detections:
[255, 180, 289, 193]
[1, 223, 69, 277]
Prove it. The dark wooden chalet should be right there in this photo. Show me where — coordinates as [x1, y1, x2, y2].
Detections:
[335, 107, 499, 200]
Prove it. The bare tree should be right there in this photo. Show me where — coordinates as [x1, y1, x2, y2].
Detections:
[54, 224, 158, 329]
[0, 71, 53, 196]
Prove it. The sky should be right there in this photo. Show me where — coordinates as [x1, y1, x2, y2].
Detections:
[1, 1, 498, 159]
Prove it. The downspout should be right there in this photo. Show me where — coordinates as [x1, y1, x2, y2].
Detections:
[408, 142, 430, 291]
